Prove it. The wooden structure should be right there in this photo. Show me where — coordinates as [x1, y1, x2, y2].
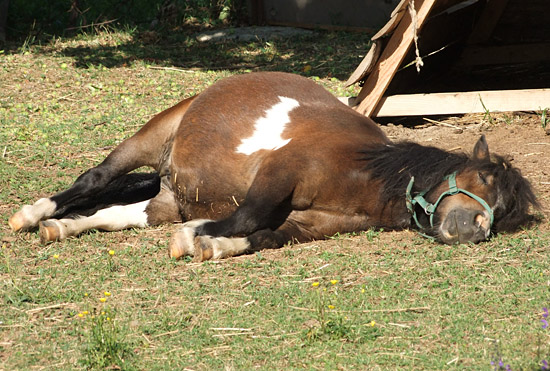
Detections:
[248, 0, 401, 32]
[346, 0, 550, 117]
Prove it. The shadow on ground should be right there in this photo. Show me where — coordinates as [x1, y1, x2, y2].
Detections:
[4, 27, 370, 80]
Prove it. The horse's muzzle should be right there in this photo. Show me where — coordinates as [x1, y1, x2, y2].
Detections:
[438, 208, 492, 244]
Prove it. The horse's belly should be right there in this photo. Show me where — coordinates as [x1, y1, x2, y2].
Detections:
[169, 140, 266, 221]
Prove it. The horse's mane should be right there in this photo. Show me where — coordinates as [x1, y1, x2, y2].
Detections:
[360, 142, 539, 232]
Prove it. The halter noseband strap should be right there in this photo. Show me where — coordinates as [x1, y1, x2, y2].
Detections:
[405, 171, 494, 231]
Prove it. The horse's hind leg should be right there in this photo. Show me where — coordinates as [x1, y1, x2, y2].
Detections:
[9, 97, 195, 232]
[39, 181, 181, 243]
[9, 172, 160, 232]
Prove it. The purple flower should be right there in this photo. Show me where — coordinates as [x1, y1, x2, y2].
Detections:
[542, 359, 549, 371]
[542, 319, 549, 329]
[543, 307, 549, 319]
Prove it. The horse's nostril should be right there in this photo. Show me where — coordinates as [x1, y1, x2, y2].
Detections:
[474, 214, 483, 228]
[474, 212, 491, 230]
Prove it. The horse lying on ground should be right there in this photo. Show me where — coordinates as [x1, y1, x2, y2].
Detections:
[9, 72, 538, 261]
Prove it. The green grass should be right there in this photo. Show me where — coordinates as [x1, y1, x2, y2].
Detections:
[1, 28, 550, 369]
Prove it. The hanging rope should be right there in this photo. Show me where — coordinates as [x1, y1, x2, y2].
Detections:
[408, 0, 424, 73]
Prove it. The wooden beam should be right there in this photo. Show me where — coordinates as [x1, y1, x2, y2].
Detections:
[264, 20, 376, 33]
[458, 43, 550, 66]
[467, 0, 509, 44]
[370, 89, 550, 117]
[354, 0, 438, 117]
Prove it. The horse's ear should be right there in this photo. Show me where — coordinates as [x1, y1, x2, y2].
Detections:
[473, 135, 490, 161]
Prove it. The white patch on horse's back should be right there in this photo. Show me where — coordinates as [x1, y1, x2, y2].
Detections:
[236, 96, 299, 155]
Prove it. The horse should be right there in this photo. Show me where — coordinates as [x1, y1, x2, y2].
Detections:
[8, 72, 538, 261]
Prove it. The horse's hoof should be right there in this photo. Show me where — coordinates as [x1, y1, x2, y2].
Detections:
[168, 227, 196, 259]
[8, 211, 28, 232]
[192, 236, 214, 262]
[39, 220, 63, 244]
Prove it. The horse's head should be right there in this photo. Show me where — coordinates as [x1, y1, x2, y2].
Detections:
[408, 136, 539, 244]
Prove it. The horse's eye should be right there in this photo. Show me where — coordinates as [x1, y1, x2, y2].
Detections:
[478, 171, 488, 185]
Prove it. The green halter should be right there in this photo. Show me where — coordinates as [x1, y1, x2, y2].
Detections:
[405, 171, 495, 231]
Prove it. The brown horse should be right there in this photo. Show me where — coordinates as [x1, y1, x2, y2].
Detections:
[9, 72, 538, 261]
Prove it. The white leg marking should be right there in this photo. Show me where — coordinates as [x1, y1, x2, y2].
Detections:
[45, 200, 151, 239]
[196, 235, 250, 259]
[9, 198, 57, 231]
[236, 96, 299, 155]
[210, 236, 250, 259]
[169, 219, 212, 259]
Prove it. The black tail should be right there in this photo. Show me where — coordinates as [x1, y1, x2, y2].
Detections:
[52, 173, 161, 219]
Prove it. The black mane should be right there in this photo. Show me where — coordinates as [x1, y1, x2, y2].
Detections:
[360, 142, 539, 232]
[360, 142, 469, 202]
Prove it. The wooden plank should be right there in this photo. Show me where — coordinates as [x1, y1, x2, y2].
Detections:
[354, 0, 438, 117]
[467, 0, 509, 44]
[264, 20, 376, 33]
[345, 40, 382, 87]
[345, 0, 410, 87]
[372, 0, 410, 40]
[371, 89, 550, 117]
[459, 43, 550, 66]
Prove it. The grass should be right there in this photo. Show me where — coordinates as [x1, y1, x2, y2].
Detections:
[1, 27, 550, 369]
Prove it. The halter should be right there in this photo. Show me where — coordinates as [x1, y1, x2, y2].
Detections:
[405, 171, 494, 232]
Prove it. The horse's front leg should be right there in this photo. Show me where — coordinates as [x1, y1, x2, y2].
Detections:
[168, 197, 293, 260]
[170, 220, 308, 262]
[169, 160, 302, 260]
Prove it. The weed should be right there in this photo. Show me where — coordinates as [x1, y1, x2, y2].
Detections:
[490, 306, 550, 370]
[490, 340, 512, 371]
[305, 279, 380, 343]
[78, 296, 133, 369]
[18, 21, 37, 54]
[479, 95, 494, 124]
[362, 228, 382, 242]
[538, 107, 549, 129]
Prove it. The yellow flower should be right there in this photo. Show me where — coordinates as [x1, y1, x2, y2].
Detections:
[330, 279, 338, 285]
[78, 313, 84, 318]
[328, 305, 335, 309]
[104, 291, 111, 297]
[84, 293, 88, 297]
[99, 297, 107, 303]
[106, 317, 111, 321]
[370, 320, 376, 327]
[82, 311, 89, 315]
[53, 254, 59, 259]
[108, 250, 115, 256]
[361, 288, 366, 293]
[101, 311, 106, 315]
[311, 282, 320, 287]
